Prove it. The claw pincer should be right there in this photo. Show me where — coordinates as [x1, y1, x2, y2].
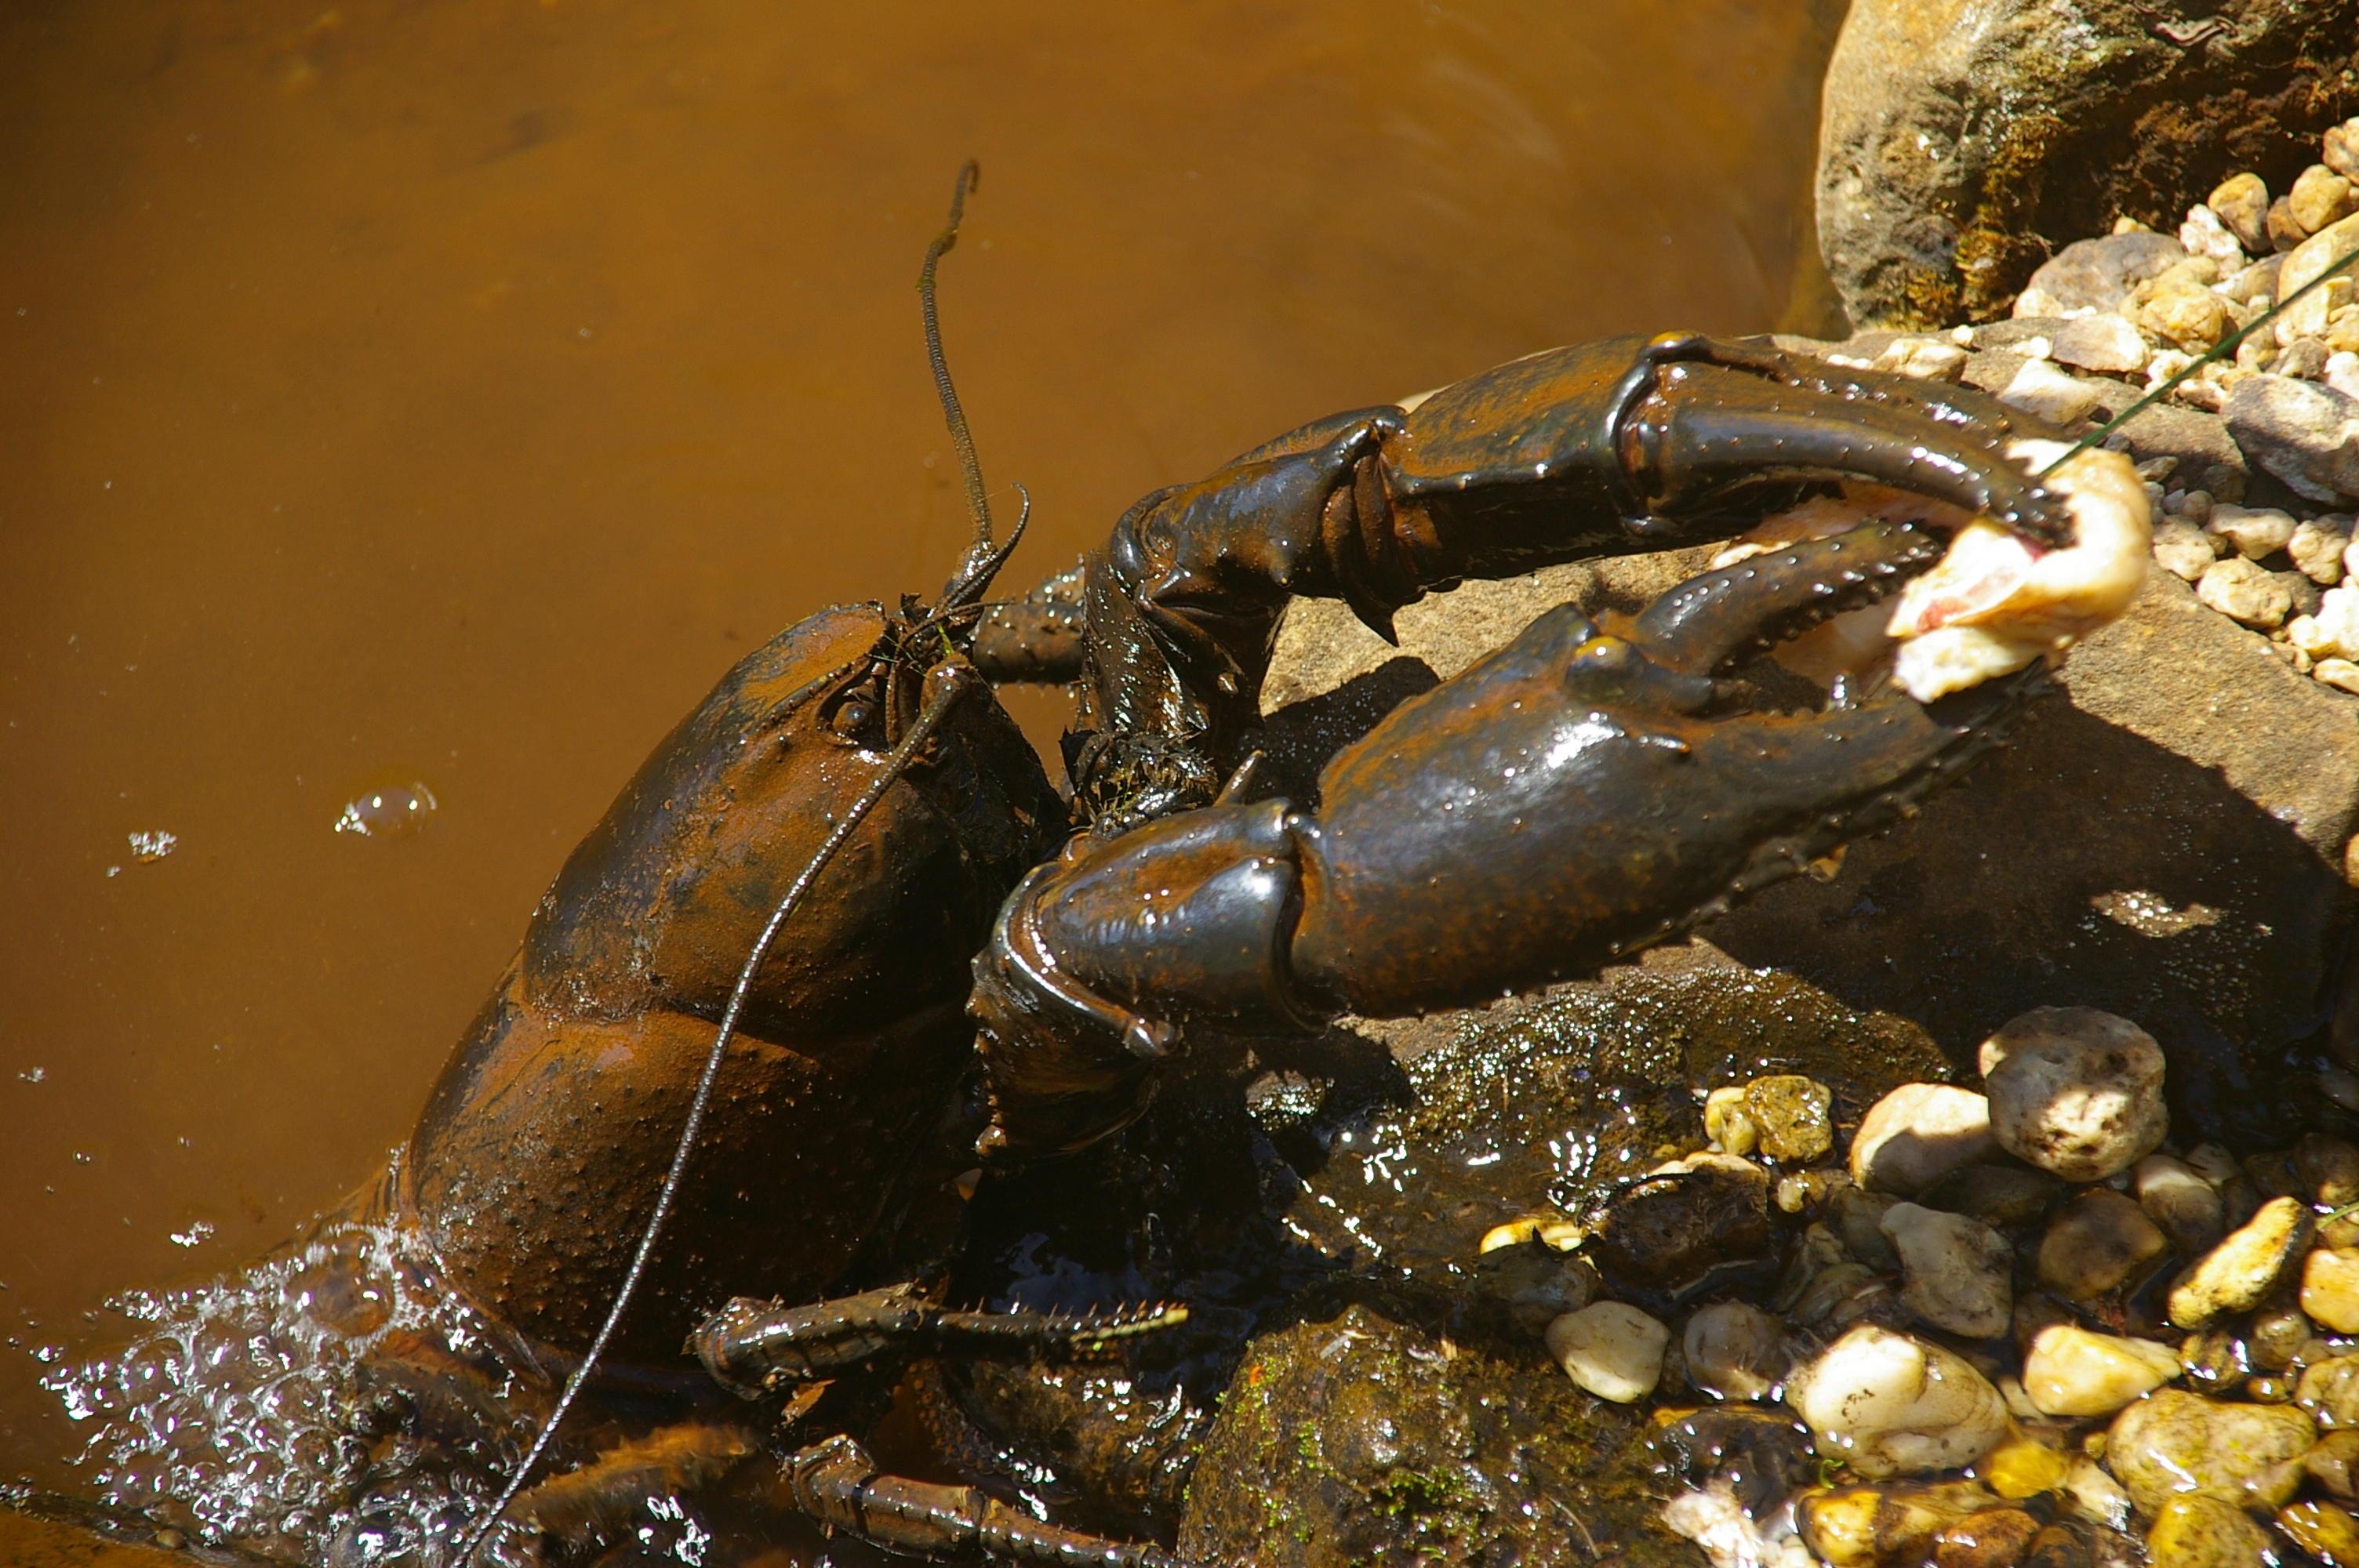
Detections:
[1060, 334, 2070, 829]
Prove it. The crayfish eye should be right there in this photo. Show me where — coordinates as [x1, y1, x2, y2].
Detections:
[831, 699, 875, 739]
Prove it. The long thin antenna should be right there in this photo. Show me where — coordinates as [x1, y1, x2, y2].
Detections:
[2042, 241, 2359, 476]
[920, 161, 994, 583]
[455, 666, 983, 1564]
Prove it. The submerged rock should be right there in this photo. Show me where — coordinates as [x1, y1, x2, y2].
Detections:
[1547, 1302, 1670, 1404]
[1851, 1086, 1995, 1196]
[1683, 1302, 1790, 1403]
[1797, 1481, 1997, 1568]
[2143, 1495, 2277, 1568]
[2167, 1195, 2316, 1328]
[2104, 1388, 2316, 1512]
[1786, 1326, 2012, 1477]
[2036, 1189, 2169, 1302]
[1880, 1203, 2012, 1338]
[2019, 1325, 2180, 1417]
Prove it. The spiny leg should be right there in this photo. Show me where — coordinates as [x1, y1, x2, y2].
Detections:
[784, 1433, 1181, 1567]
[694, 1283, 1188, 1399]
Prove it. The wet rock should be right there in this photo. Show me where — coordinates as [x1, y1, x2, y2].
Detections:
[2062, 1454, 2135, 1532]
[1683, 1301, 1790, 1401]
[1980, 1431, 2072, 1501]
[2143, 1495, 2275, 1568]
[2301, 1354, 2359, 1428]
[1655, 1404, 1819, 1514]
[2151, 520, 2220, 581]
[1471, 1241, 1598, 1334]
[1915, 1163, 2061, 1230]
[1881, 1203, 2012, 1338]
[2019, 1522, 2096, 1568]
[1813, 0, 2359, 327]
[1743, 1074, 1835, 1163]
[2019, 1325, 2181, 1417]
[1661, 1479, 1818, 1568]
[2178, 1328, 2253, 1399]
[1931, 1506, 2042, 1568]
[1978, 1006, 2168, 1181]
[2037, 1189, 2170, 1301]
[2299, 1132, 2359, 1207]
[2245, 1298, 2314, 1372]
[1703, 1084, 1758, 1157]
[1176, 1301, 1674, 1568]
[1787, 1324, 2012, 1477]
[2309, 1428, 2359, 1497]
[2106, 1388, 2317, 1511]
[2306, 1249, 2359, 1334]
[1834, 1188, 1904, 1272]
[2196, 555, 2294, 627]
[2224, 372, 2359, 503]
[1545, 1301, 1669, 1404]
[1587, 1153, 1774, 1294]
[1798, 1481, 1998, 1568]
[2134, 1154, 2226, 1257]
[2208, 502, 2301, 561]
[2168, 1196, 2317, 1329]
[2280, 1500, 2359, 1566]
[1852, 1085, 1997, 1195]
[2050, 313, 2152, 375]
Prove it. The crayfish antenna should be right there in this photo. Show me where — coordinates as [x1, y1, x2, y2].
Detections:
[918, 158, 1014, 608]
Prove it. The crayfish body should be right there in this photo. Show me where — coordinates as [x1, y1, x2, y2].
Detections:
[54, 282, 2150, 1564]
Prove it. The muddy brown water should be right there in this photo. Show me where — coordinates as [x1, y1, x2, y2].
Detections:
[0, 0, 1845, 1511]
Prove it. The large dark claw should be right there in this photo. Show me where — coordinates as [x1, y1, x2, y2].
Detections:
[1628, 519, 1947, 676]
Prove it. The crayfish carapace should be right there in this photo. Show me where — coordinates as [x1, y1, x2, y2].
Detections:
[51, 164, 2154, 1567]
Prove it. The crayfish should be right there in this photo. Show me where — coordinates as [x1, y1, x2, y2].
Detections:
[50, 165, 2154, 1568]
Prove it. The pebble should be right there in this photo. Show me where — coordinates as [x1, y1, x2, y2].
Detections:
[1997, 356, 2103, 424]
[1880, 1203, 2012, 1338]
[2143, 1494, 2276, 1568]
[2206, 501, 2299, 560]
[1797, 1482, 1997, 1568]
[2278, 212, 2359, 343]
[2331, 118, 2359, 181]
[2196, 555, 2294, 627]
[2178, 203, 2247, 270]
[2302, 1355, 2359, 1428]
[2279, 1500, 2359, 1566]
[1914, 1163, 2061, 1230]
[2105, 1388, 2317, 1511]
[2019, 233, 2189, 315]
[2063, 1454, 2135, 1530]
[2168, 1195, 2317, 1328]
[1472, 1240, 1598, 1333]
[1684, 1302, 1790, 1401]
[1744, 1075, 1835, 1163]
[2037, 1189, 2170, 1301]
[2294, 517, 2354, 583]
[1833, 1188, 1903, 1271]
[1662, 1479, 1817, 1568]
[2295, 164, 2359, 235]
[2321, 658, 2359, 695]
[1703, 1084, 1757, 1156]
[1978, 1007, 2168, 1181]
[2150, 520, 2219, 581]
[1870, 336, 1970, 383]
[2050, 313, 2150, 375]
[2134, 1153, 2226, 1256]
[1545, 1301, 1669, 1403]
[2309, 1428, 2359, 1497]
[2222, 372, 2359, 506]
[2245, 1300, 2314, 1372]
[1928, 1506, 2040, 1568]
[2334, 351, 2359, 401]
[1786, 1325, 2012, 1477]
[2019, 1325, 2181, 1417]
[1589, 1153, 1773, 1290]
[2132, 280, 2234, 355]
[1980, 1432, 2072, 1500]
[2209, 173, 2271, 253]
[2178, 1328, 2251, 1399]
[2291, 583, 2359, 660]
[1851, 1084, 1997, 1195]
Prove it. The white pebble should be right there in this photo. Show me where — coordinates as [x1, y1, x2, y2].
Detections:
[2020, 1324, 2183, 1417]
[2197, 556, 2293, 627]
[2152, 521, 2220, 581]
[1849, 1084, 1995, 1195]
[1978, 1006, 2168, 1181]
[1786, 1325, 2012, 1477]
[2320, 658, 2359, 695]
[1997, 356, 2103, 424]
[1546, 1301, 1669, 1403]
[2292, 517, 2354, 583]
[2208, 502, 2300, 558]
[1880, 1203, 2012, 1338]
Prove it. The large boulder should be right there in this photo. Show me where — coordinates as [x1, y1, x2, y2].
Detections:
[1816, 0, 2359, 327]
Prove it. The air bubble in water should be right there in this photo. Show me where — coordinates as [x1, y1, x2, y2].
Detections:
[332, 779, 438, 839]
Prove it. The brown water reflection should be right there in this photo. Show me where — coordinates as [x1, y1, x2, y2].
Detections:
[0, 0, 1844, 1495]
